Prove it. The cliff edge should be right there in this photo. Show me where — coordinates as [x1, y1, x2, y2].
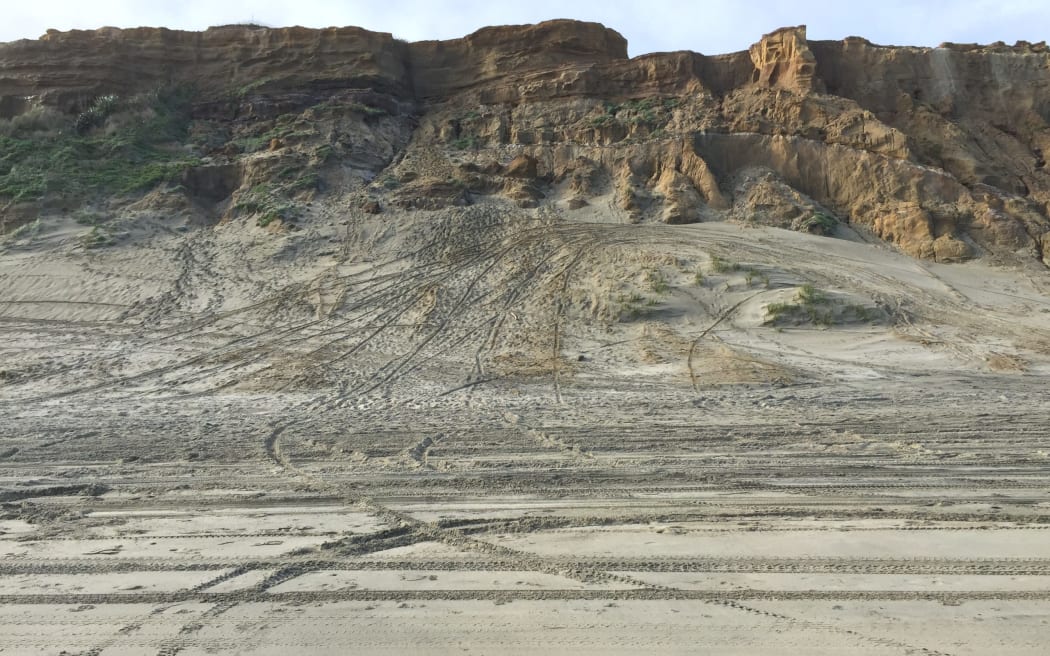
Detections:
[1, 20, 1048, 265]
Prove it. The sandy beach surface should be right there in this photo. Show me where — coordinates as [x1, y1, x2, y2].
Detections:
[2, 213, 1050, 654]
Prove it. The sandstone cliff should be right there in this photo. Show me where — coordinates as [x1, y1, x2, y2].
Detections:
[1, 20, 1048, 265]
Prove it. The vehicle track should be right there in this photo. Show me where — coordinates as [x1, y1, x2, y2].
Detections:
[262, 414, 968, 656]
[6, 556, 1050, 577]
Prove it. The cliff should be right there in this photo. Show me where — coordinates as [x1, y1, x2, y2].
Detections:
[1, 20, 1049, 264]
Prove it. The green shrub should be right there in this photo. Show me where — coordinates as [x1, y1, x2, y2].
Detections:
[314, 144, 335, 163]
[799, 211, 838, 235]
[74, 94, 120, 134]
[743, 267, 770, 288]
[845, 303, 876, 322]
[765, 301, 795, 320]
[0, 85, 198, 202]
[255, 203, 300, 228]
[710, 254, 740, 273]
[798, 283, 826, 304]
[234, 182, 303, 229]
[587, 96, 681, 133]
[765, 285, 832, 326]
[287, 172, 320, 193]
[616, 291, 644, 304]
[82, 225, 116, 249]
[646, 269, 670, 295]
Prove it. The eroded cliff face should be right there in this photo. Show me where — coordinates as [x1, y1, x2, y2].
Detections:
[1, 20, 1049, 264]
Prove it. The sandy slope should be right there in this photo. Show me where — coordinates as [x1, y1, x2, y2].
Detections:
[2, 207, 1049, 653]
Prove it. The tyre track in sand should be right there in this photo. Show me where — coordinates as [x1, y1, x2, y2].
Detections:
[260, 424, 959, 656]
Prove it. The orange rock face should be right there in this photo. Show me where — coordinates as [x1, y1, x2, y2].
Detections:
[748, 26, 822, 93]
[0, 25, 412, 110]
[1, 19, 1048, 264]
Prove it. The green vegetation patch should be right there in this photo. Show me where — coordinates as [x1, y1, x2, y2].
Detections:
[765, 284, 876, 327]
[306, 98, 389, 119]
[710, 254, 741, 274]
[797, 211, 839, 236]
[589, 96, 680, 131]
[743, 267, 770, 288]
[615, 290, 649, 320]
[232, 122, 315, 153]
[645, 268, 670, 295]
[82, 224, 117, 249]
[0, 87, 199, 203]
[347, 102, 387, 118]
[232, 182, 304, 228]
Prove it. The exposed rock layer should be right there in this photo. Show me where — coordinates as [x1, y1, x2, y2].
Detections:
[1, 20, 1049, 264]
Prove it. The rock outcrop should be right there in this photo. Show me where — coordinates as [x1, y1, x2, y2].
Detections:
[1, 19, 1049, 264]
[749, 26, 822, 93]
[0, 25, 412, 110]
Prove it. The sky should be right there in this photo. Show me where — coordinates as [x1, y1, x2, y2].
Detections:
[2, 1, 1048, 56]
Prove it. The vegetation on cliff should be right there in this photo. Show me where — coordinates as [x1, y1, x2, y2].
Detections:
[0, 21, 1047, 265]
[0, 86, 197, 202]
